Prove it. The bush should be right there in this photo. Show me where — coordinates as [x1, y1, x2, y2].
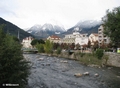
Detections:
[77, 53, 102, 66]
[96, 49, 104, 59]
[56, 47, 62, 55]
[80, 52, 85, 57]
[44, 40, 53, 54]
[36, 43, 44, 53]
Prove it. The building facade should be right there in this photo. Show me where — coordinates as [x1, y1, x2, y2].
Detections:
[98, 25, 110, 47]
[21, 36, 34, 48]
[89, 33, 98, 46]
[47, 35, 61, 43]
[61, 30, 88, 46]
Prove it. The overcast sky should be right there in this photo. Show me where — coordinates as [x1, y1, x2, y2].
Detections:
[0, 0, 120, 29]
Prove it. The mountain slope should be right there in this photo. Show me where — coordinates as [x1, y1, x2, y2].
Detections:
[0, 17, 33, 40]
[27, 23, 66, 39]
[64, 20, 101, 35]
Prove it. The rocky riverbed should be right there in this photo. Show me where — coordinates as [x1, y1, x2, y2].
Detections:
[24, 54, 120, 88]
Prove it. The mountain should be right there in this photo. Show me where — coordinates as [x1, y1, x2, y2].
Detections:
[63, 20, 102, 36]
[0, 17, 33, 40]
[75, 20, 102, 28]
[27, 23, 66, 39]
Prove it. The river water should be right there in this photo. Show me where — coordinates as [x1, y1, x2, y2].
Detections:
[24, 54, 120, 88]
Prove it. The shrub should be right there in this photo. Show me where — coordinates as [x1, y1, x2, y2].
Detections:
[56, 47, 62, 55]
[44, 40, 53, 54]
[78, 53, 102, 66]
[96, 49, 104, 59]
[36, 43, 44, 53]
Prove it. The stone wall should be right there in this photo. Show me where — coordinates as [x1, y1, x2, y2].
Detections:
[105, 52, 120, 67]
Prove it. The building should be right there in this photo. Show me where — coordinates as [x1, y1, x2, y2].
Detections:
[89, 33, 98, 45]
[98, 25, 110, 47]
[75, 35, 88, 45]
[61, 28, 88, 46]
[21, 36, 34, 48]
[47, 35, 61, 43]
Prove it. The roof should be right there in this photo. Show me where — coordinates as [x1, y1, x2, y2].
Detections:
[92, 33, 98, 36]
[50, 35, 60, 39]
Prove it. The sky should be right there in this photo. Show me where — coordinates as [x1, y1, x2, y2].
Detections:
[0, 0, 120, 30]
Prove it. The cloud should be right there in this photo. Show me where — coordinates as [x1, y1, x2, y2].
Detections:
[0, 0, 120, 29]
[0, 0, 18, 17]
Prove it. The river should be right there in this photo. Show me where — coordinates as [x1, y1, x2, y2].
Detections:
[23, 54, 120, 88]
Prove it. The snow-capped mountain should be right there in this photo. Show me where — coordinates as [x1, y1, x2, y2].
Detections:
[27, 23, 66, 38]
[64, 20, 102, 35]
[27, 24, 41, 34]
[75, 20, 102, 28]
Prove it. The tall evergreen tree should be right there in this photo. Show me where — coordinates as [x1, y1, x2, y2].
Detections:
[0, 26, 30, 88]
[102, 6, 120, 47]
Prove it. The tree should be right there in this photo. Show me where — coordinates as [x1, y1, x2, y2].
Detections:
[31, 39, 45, 47]
[87, 40, 91, 48]
[44, 40, 53, 54]
[102, 6, 120, 48]
[39, 39, 45, 44]
[92, 41, 99, 51]
[70, 43, 75, 50]
[0, 27, 30, 88]
[56, 47, 62, 55]
[53, 43, 60, 50]
[75, 43, 80, 50]
[31, 39, 39, 46]
[36, 43, 44, 53]
[96, 49, 104, 59]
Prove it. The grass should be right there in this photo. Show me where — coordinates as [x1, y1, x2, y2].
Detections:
[74, 52, 103, 66]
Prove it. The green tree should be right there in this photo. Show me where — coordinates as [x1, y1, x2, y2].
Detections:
[39, 39, 45, 44]
[31, 39, 45, 46]
[102, 6, 120, 48]
[36, 43, 44, 53]
[56, 47, 62, 55]
[96, 49, 104, 59]
[0, 28, 30, 88]
[31, 39, 39, 46]
[44, 40, 53, 54]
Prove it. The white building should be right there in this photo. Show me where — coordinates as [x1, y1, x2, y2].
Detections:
[61, 28, 88, 46]
[89, 33, 98, 45]
[98, 25, 110, 47]
[75, 36, 88, 45]
[21, 36, 34, 48]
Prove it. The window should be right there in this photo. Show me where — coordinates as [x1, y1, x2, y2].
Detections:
[104, 39, 107, 42]
[99, 29, 102, 31]
[104, 35, 106, 37]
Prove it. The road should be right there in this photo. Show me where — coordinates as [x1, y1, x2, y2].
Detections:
[23, 54, 120, 88]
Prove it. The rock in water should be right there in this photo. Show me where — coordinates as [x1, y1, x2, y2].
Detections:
[95, 73, 99, 77]
[83, 72, 89, 75]
[74, 73, 82, 77]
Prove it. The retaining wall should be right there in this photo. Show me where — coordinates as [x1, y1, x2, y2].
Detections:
[105, 52, 120, 67]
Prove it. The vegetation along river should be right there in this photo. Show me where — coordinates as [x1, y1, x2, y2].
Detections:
[24, 54, 120, 88]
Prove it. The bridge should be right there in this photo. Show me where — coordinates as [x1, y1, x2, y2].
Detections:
[21, 48, 38, 53]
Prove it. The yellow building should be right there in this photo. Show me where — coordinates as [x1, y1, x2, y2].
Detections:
[47, 35, 61, 43]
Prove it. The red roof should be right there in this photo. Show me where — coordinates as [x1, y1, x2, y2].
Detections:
[50, 35, 60, 38]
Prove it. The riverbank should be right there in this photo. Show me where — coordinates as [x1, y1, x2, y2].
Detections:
[36, 51, 120, 68]
[36, 51, 105, 68]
